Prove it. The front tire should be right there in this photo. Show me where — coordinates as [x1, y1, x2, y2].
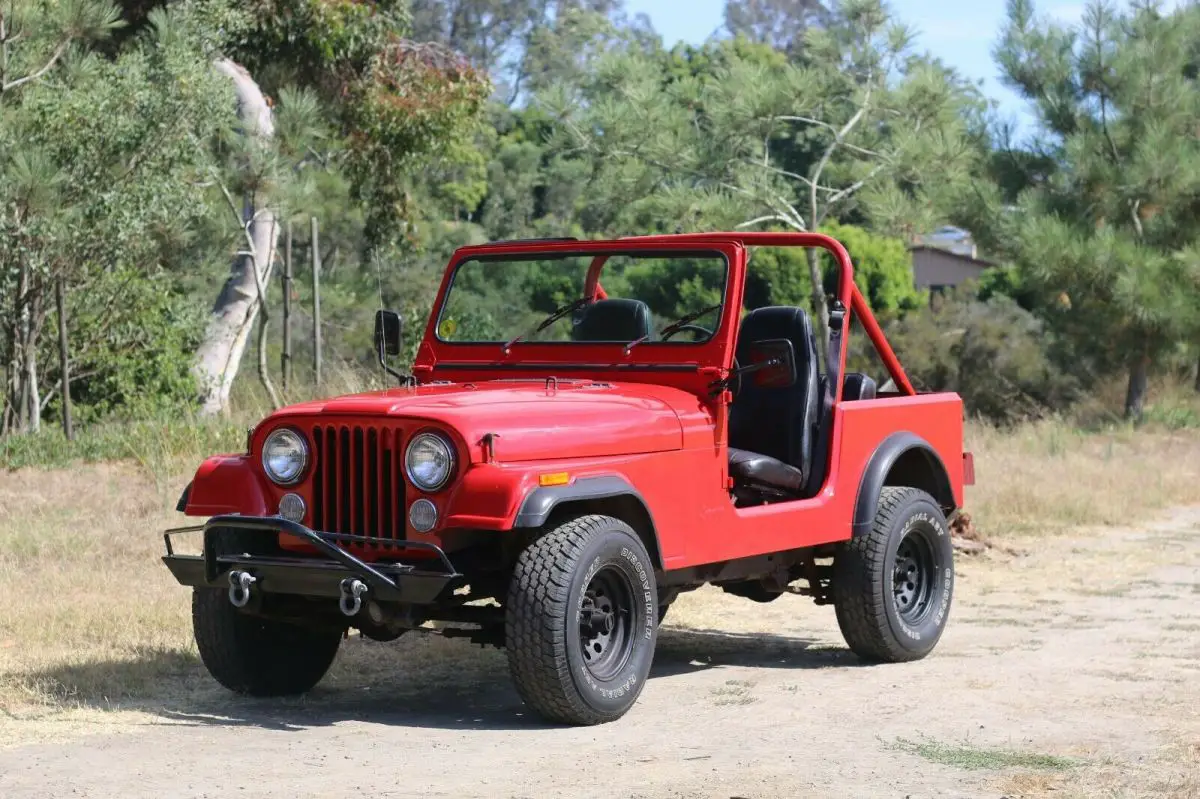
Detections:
[833, 487, 954, 662]
[192, 526, 342, 696]
[505, 514, 658, 725]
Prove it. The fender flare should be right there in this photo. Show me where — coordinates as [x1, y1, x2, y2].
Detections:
[851, 432, 954, 538]
[176, 482, 192, 513]
[513, 475, 662, 565]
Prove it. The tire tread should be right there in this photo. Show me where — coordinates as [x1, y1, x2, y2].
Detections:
[505, 514, 646, 725]
[833, 486, 943, 663]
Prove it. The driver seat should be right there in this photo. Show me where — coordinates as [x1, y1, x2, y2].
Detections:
[571, 299, 652, 342]
[727, 306, 820, 498]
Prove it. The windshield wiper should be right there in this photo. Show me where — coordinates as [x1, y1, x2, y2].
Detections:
[624, 303, 723, 355]
[503, 297, 591, 354]
[660, 304, 722, 339]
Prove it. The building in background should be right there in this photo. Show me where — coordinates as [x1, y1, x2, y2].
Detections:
[909, 226, 994, 296]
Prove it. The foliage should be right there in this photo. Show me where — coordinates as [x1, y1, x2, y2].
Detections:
[6, 0, 1198, 441]
[723, 0, 831, 54]
[1, 1, 236, 434]
[887, 288, 1080, 424]
[743, 222, 923, 315]
[533, 0, 984, 344]
[345, 40, 492, 247]
[0, 412, 244, 470]
[982, 0, 1200, 419]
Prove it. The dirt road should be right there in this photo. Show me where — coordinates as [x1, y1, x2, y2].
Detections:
[1, 507, 1197, 799]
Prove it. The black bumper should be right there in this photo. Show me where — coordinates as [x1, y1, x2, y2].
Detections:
[162, 515, 461, 605]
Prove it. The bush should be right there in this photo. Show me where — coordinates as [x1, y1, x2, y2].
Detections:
[744, 223, 924, 316]
[886, 288, 1079, 424]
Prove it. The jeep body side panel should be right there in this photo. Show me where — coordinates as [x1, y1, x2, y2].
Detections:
[469, 391, 962, 571]
[534, 392, 963, 570]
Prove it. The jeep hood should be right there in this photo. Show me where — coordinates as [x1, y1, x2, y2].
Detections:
[269, 381, 703, 462]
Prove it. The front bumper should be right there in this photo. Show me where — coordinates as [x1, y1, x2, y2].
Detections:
[161, 515, 462, 605]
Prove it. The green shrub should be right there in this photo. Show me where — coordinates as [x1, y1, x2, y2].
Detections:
[887, 289, 1079, 424]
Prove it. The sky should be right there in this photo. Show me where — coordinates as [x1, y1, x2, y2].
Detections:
[620, 0, 1121, 134]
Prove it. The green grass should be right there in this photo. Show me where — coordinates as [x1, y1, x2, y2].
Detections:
[0, 414, 245, 473]
[888, 737, 1079, 772]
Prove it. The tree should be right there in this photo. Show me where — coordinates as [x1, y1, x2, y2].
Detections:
[1, 1, 230, 435]
[538, 0, 982, 345]
[187, 1, 491, 415]
[723, 0, 831, 54]
[993, 0, 1200, 420]
[743, 221, 923, 315]
[408, 0, 622, 102]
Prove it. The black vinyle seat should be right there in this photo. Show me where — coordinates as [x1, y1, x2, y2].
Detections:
[728, 447, 806, 495]
[571, 298, 652, 342]
[727, 306, 820, 497]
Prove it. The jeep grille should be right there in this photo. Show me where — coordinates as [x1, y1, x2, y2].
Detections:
[311, 424, 405, 546]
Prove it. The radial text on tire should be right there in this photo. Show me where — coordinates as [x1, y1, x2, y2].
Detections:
[505, 513, 659, 725]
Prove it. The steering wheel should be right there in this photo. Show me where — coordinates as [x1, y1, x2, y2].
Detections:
[661, 324, 712, 341]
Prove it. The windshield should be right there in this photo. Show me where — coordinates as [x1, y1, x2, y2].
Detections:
[435, 251, 729, 346]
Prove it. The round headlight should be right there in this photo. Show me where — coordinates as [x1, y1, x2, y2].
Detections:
[405, 432, 455, 492]
[262, 428, 308, 485]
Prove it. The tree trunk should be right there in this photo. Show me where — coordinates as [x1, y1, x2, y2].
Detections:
[16, 259, 40, 432]
[282, 221, 292, 391]
[804, 247, 830, 352]
[193, 58, 280, 416]
[1194, 350, 1200, 394]
[1124, 351, 1149, 423]
[55, 278, 72, 440]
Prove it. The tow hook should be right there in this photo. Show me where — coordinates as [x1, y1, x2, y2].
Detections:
[228, 570, 257, 608]
[339, 578, 368, 617]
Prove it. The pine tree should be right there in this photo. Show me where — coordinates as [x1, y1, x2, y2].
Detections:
[995, 0, 1200, 420]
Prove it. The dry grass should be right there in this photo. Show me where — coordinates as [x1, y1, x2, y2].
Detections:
[1, 414, 1199, 739]
[965, 419, 1200, 537]
[998, 738, 1200, 799]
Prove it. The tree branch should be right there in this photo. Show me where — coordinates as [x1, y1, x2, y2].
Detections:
[823, 162, 889, 209]
[2, 39, 69, 92]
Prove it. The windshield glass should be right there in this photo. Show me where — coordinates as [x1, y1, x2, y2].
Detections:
[435, 251, 729, 346]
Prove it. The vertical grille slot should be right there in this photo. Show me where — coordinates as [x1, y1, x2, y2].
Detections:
[309, 424, 402, 546]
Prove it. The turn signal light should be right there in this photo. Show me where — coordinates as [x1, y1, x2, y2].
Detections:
[538, 472, 571, 487]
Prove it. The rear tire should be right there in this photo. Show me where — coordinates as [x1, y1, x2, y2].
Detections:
[833, 487, 954, 662]
[505, 514, 658, 725]
[192, 527, 342, 696]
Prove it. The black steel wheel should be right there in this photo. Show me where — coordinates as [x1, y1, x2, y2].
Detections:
[506, 514, 658, 725]
[893, 528, 937, 625]
[832, 487, 954, 662]
[579, 566, 637, 679]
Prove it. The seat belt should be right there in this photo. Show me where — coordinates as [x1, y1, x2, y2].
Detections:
[805, 298, 845, 497]
[823, 299, 846, 422]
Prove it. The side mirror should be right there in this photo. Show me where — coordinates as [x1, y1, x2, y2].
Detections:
[374, 309, 403, 357]
[744, 339, 798, 388]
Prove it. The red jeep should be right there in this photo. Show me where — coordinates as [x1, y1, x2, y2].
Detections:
[164, 232, 972, 725]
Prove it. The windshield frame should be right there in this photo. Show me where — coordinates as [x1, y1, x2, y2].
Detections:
[432, 247, 734, 349]
[414, 239, 748, 388]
